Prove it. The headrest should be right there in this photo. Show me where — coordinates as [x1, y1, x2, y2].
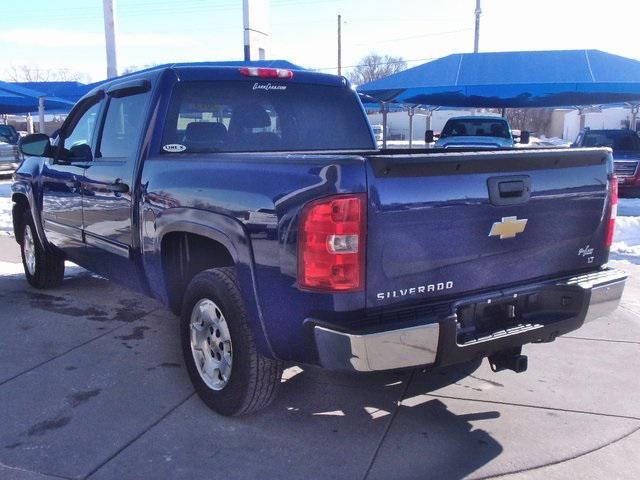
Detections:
[184, 122, 227, 142]
[231, 104, 271, 129]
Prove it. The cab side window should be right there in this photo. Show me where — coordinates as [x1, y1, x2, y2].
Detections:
[63, 101, 102, 159]
[98, 92, 150, 159]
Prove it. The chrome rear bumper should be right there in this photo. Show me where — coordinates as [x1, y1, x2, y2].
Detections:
[314, 268, 626, 372]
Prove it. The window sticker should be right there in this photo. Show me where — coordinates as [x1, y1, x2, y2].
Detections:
[163, 144, 187, 153]
[253, 82, 287, 92]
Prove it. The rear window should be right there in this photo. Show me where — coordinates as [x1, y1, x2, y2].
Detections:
[582, 131, 640, 151]
[441, 118, 511, 139]
[161, 81, 374, 153]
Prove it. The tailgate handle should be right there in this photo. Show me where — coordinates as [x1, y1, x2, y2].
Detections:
[499, 180, 525, 198]
[488, 175, 531, 206]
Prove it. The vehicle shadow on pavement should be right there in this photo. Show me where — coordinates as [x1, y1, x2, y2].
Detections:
[276, 361, 503, 480]
[0, 268, 503, 480]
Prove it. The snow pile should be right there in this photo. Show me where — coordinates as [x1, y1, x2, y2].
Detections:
[0, 261, 23, 275]
[611, 215, 640, 258]
[612, 199, 640, 261]
[0, 182, 13, 236]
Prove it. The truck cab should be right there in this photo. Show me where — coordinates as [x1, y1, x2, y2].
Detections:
[432, 116, 522, 149]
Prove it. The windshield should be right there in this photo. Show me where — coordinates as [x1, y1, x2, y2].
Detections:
[582, 130, 640, 151]
[162, 81, 374, 153]
[441, 118, 511, 139]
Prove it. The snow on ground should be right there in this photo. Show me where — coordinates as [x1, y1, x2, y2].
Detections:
[0, 261, 24, 275]
[611, 215, 640, 259]
[0, 181, 13, 236]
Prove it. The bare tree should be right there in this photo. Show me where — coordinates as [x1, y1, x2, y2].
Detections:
[121, 63, 159, 75]
[4, 65, 90, 83]
[347, 53, 407, 86]
[506, 108, 554, 135]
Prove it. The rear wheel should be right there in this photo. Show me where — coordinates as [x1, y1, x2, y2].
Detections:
[180, 267, 283, 416]
[20, 212, 65, 289]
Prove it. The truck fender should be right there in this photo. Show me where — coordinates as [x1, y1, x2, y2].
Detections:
[147, 208, 276, 358]
[11, 163, 48, 249]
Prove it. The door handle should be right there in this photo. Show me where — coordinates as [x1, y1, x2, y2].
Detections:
[105, 180, 129, 194]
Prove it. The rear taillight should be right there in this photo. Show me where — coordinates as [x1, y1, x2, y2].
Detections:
[239, 67, 294, 79]
[605, 175, 618, 248]
[298, 194, 366, 292]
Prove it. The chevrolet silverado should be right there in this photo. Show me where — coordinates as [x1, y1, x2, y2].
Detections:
[11, 63, 626, 416]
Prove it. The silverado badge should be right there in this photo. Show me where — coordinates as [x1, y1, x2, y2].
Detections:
[489, 216, 528, 239]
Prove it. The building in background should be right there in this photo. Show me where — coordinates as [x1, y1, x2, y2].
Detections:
[563, 106, 639, 142]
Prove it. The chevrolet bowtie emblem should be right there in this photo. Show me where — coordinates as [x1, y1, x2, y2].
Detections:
[489, 216, 528, 239]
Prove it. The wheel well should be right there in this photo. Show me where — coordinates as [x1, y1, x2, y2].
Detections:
[161, 232, 235, 315]
[11, 194, 29, 244]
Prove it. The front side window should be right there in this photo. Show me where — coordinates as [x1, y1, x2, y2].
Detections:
[64, 102, 101, 151]
[99, 92, 150, 159]
[161, 81, 374, 153]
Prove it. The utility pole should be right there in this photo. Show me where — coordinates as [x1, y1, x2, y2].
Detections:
[473, 0, 481, 53]
[337, 14, 342, 76]
[103, 0, 118, 78]
[243, 0, 270, 61]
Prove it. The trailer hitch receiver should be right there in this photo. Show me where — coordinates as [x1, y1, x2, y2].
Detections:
[488, 347, 528, 373]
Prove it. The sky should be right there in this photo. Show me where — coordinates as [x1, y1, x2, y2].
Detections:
[1, 0, 639, 83]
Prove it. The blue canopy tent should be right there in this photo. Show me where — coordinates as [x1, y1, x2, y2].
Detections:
[358, 50, 640, 148]
[358, 50, 640, 108]
[10, 81, 93, 105]
[1, 81, 75, 135]
[0, 81, 74, 114]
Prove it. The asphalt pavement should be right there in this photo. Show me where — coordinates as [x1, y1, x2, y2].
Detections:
[0, 234, 639, 480]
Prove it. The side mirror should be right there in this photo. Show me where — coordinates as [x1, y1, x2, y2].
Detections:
[19, 133, 53, 157]
[519, 131, 530, 144]
[68, 143, 93, 162]
[425, 130, 435, 143]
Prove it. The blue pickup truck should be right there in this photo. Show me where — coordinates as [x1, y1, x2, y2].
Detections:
[11, 63, 626, 416]
[428, 115, 529, 149]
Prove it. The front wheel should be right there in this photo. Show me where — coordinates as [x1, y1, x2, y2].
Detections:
[180, 267, 283, 416]
[20, 212, 65, 289]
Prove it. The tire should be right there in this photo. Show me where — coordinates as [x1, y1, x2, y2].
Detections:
[20, 211, 65, 289]
[180, 267, 283, 416]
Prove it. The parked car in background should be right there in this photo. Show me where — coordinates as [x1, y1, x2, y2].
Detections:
[0, 125, 20, 145]
[572, 128, 640, 197]
[427, 116, 529, 148]
[12, 64, 625, 416]
[0, 125, 20, 166]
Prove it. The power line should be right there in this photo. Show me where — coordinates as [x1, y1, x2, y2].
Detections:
[314, 56, 437, 72]
[355, 28, 472, 46]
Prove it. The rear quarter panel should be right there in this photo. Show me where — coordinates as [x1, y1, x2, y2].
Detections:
[140, 153, 367, 362]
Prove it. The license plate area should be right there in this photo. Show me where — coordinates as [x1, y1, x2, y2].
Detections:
[455, 285, 586, 345]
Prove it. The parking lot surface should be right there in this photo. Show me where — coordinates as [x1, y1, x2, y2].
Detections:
[0, 234, 639, 480]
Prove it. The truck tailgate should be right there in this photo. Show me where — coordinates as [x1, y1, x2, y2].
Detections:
[365, 148, 612, 308]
